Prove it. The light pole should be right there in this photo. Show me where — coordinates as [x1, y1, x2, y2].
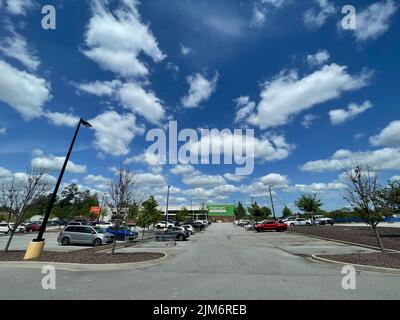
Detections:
[165, 185, 171, 224]
[24, 118, 92, 260]
[269, 185, 276, 220]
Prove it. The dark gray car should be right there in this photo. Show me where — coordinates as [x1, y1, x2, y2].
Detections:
[57, 226, 114, 246]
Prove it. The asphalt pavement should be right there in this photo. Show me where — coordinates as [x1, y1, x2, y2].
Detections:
[0, 223, 399, 300]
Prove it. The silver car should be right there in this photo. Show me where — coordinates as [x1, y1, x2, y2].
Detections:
[57, 225, 114, 246]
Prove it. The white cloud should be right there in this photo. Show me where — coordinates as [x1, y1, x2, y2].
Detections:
[293, 182, 346, 193]
[329, 101, 373, 125]
[251, 0, 291, 28]
[300, 147, 400, 172]
[304, 0, 336, 30]
[355, 0, 398, 42]
[260, 173, 289, 186]
[44, 112, 80, 127]
[170, 165, 196, 175]
[246, 64, 371, 129]
[306, 49, 330, 67]
[182, 173, 226, 188]
[118, 82, 165, 124]
[180, 43, 194, 56]
[181, 72, 219, 108]
[301, 114, 318, 129]
[370, 120, 400, 147]
[89, 111, 143, 156]
[390, 176, 400, 181]
[0, 28, 40, 71]
[224, 173, 246, 182]
[0, 127, 6, 135]
[135, 173, 165, 186]
[0, 60, 51, 120]
[83, 174, 109, 189]
[4, 0, 35, 15]
[187, 131, 294, 162]
[76, 80, 121, 97]
[31, 151, 87, 174]
[83, 0, 165, 78]
[234, 96, 256, 124]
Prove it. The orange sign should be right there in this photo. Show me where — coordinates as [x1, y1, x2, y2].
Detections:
[90, 206, 101, 217]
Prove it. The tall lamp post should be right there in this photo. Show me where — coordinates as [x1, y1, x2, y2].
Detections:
[268, 185, 276, 220]
[165, 185, 171, 224]
[24, 118, 92, 260]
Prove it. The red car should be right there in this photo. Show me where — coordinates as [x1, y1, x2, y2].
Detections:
[255, 220, 287, 232]
[25, 222, 42, 232]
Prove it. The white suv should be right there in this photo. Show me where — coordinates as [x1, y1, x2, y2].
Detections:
[286, 218, 312, 226]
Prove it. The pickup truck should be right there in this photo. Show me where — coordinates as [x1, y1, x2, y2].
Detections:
[311, 215, 335, 225]
[255, 220, 287, 232]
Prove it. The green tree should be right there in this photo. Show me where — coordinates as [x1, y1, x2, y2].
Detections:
[248, 202, 262, 221]
[234, 202, 246, 220]
[127, 201, 140, 220]
[282, 206, 293, 218]
[378, 179, 400, 214]
[137, 196, 162, 238]
[176, 207, 189, 224]
[260, 207, 272, 219]
[295, 193, 323, 215]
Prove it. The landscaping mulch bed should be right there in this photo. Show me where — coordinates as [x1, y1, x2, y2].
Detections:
[319, 253, 400, 269]
[290, 226, 400, 251]
[0, 250, 165, 264]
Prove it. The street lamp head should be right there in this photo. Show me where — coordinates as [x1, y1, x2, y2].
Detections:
[80, 119, 93, 128]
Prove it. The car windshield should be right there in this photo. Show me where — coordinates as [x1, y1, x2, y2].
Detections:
[93, 227, 106, 234]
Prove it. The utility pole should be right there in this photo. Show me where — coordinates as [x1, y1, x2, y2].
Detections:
[269, 185, 276, 220]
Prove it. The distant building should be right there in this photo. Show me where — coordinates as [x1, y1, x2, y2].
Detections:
[158, 204, 235, 222]
[206, 205, 235, 222]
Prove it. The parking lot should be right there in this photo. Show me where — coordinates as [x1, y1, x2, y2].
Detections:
[1, 223, 400, 299]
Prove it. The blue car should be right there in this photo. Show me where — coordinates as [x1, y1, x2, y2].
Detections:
[105, 227, 138, 241]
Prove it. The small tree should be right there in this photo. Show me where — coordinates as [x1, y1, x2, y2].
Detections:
[343, 165, 386, 252]
[137, 196, 162, 239]
[1, 167, 52, 252]
[248, 202, 262, 221]
[282, 206, 293, 218]
[176, 207, 189, 224]
[108, 168, 142, 254]
[234, 202, 246, 220]
[295, 193, 323, 216]
[378, 179, 400, 214]
[260, 207, 272, 219]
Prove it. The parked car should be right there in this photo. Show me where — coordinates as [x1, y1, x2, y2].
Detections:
[191, 221, 206, 231]
[66, 221, 86, 226]
[311, 215, 335, 225]
[286, 218, 312, 226]
[0, 222, 11, 233]
[96, 222, 113, 229]
[57, 226, 114, 246]
[181, 224, 195, 235]
[237, 219, 251, 227]
[105, 226, 138, 241]
[255, 220, 287, 232]
[9, 223, 26, 233]
[25, 221, 42, 232]
[155, 221, 175, 229]
[155, 226, 189, 241]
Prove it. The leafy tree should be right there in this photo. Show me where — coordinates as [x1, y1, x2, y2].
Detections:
[176, 207, 190, 224]
[343, 165, 386, 253]
[127, 201, 140, 220]
[378, 179, 400, 214]
[295, 193, 323, 215]
[234, 202, 246, 220]
[260, 207, 272, 219]
[248, 202, 262, 221]
[282, 206, 293, 218]
[137, 196, 163, 238]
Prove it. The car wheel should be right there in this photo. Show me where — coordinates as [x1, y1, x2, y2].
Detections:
[178, 234, 185, 241]
[306, 223, 311, 226]
[61, 237, 70, 246]
[320, 221, 326, 225]
[290, 223, 295, 226]
[93, 238, 102, 247]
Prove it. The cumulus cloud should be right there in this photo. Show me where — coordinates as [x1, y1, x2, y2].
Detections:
[251, 0, 291, 28]
[89, 111, 144, 156]
[245, 64, 371, 129]
[370, 120, 400, 147]
[354, 0, 398, 42]
[0, 60, 51, 120]
[329, 101, 373, 125]
[3, 0, 35, 15]
[306, 49, 330, 67]
[300, 147, 400, 172]
[0, 28, 40, 71]
[260, 173, 289, 186]
[181, 72, 219, 108]
[223, 173, 246, 182]
[31, 150, 87, 174]
[234, 96, 256, 124]
[83, 0, 165, 78]
[304, 0, 336, 30]
[293, 182, 346, 193]
[170, 165, 196, 175]
[44, 112, 80, 127]
[182, 173, 226, 188]
[75, 80, 121, 97]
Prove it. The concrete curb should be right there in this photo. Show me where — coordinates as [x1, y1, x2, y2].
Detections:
[310, 255, 400, 276]
[288, 231, 400, 253]
[0, 252, 170, 271]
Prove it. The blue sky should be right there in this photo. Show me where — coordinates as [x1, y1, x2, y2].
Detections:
[0, 0, 399, 213]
